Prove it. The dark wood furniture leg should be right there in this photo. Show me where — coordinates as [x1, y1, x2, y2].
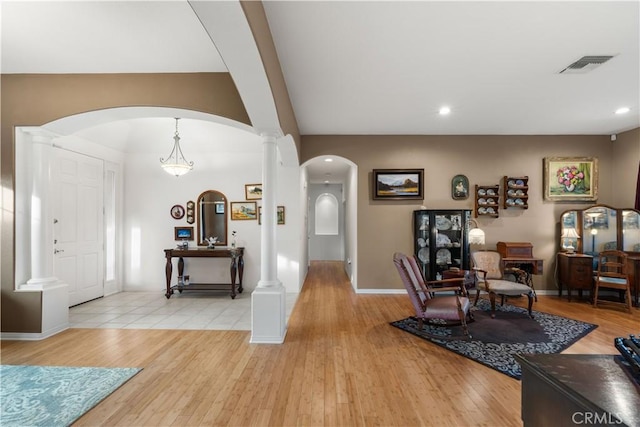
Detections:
[229, 256, 237, 299]
[165, 252, 173, 299]
[237, 254, 244, 293]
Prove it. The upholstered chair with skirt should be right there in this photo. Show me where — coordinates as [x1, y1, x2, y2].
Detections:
[470, 250, 534, 318]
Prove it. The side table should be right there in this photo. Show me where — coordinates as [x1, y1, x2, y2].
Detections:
[557, 252, 593, 302]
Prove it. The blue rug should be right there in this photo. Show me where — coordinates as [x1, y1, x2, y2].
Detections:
[390, 298, 598, 379]
[0, 365, 142, 427]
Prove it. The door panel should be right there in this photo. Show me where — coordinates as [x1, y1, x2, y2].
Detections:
[53, 148, 104, 306]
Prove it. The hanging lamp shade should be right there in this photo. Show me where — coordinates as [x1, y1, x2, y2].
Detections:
[160, 118, 193, 177]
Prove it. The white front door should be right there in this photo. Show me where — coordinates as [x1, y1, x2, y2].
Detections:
[53, 148, 105, 306]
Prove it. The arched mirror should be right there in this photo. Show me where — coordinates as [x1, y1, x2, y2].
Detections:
[197, 190, 227, 246]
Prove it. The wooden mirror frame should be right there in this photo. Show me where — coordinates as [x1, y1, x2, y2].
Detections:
[559, 204, 640, 254]
[196, 190, 228, 246]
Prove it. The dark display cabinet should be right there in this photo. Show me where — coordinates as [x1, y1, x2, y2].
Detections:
[413, 209, 471, 281]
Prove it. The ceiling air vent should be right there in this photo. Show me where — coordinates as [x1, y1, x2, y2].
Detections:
[559, 55, 615, 74]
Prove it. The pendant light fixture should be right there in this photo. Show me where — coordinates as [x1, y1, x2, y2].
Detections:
[160, 118, 193, 177]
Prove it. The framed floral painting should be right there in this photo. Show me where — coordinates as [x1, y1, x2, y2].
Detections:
[543, 157, 598, 202]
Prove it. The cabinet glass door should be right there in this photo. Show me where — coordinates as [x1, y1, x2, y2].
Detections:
[434, 211, 467, 279]
[414, 211, 430, 279]
[414, 209, 470, 281]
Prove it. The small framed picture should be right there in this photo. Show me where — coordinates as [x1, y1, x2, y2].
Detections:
[451, 174, 469, 200]
[231, 201, 258, 220]
[215, 203, 225, 214]
[171, 204, 185, 219]
[174, 226, 194, 240]
[245, 184, 263, 200]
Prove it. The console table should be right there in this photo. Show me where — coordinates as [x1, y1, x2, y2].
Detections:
[164, 247, 244, 299]
[516, 354, 640, 427]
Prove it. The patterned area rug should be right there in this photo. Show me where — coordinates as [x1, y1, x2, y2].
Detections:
[390, 298, 598, 379]
[0, 365, 142, 427]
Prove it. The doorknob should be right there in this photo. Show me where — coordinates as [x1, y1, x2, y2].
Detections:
[54, 249, 64, 254]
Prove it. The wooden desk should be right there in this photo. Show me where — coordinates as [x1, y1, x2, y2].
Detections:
[516, 354, 640, 427]
[164, 247, 244, 299]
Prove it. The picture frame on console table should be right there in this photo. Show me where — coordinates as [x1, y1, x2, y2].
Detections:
[174, 226, 194, 240]
[372, 168, 424, 200]
[543, 157, 598, 202]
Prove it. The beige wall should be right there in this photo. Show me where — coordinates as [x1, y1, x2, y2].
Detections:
[300, 134, 639, 291]
[612, 128, 640, 207]
[1, 73, 249, 333]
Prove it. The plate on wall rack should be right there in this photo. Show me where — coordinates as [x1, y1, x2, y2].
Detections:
[417, 237, 427, 248]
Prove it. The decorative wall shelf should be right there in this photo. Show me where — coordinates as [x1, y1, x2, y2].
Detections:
[475, 184, 500, 218]
[503, 176, 529, 209]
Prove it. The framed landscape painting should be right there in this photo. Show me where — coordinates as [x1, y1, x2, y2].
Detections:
[230, 201, 257, 220]
[372, 169, 424, 200]
[245, 184, 262, 200]
[543, 157, 598, 202]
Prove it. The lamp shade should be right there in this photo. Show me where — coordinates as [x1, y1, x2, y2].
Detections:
[561, 228, 580, 239]
[561, 227, 580, 253]
[469, 227, 485, 245]
[160, 118, 193, 177]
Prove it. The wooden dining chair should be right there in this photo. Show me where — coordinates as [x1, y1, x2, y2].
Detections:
[593, 250, 632, 313]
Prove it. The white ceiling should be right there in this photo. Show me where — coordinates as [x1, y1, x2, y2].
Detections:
[2, 1, 639, 182]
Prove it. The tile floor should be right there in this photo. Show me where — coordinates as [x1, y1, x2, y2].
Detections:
[69, 290, 298, 331]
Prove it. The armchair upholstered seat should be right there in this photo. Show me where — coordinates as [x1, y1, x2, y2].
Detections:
[393, 252, 473, 338]
[471, 250, 534, 318]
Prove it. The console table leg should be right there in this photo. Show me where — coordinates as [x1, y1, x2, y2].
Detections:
[230, 257, 237, 299]
[165, 254, 173, 299]
[237, 255, 244, 293]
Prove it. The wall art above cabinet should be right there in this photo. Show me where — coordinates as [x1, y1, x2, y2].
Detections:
[475, 184, 500, 218]
[503, 176, 529, 209]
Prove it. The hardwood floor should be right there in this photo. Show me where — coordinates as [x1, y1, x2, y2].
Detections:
[2, 260, 639, 426]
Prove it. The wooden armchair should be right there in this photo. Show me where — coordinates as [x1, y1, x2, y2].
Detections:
[393, 252, 473, 338]
[471, 250, 534, 318]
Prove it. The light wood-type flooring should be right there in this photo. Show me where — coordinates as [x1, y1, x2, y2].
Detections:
[2, 261, 639, 426]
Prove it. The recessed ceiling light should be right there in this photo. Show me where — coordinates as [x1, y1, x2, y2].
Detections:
[324, 158, 333, 162]
[324, 180, 330, 184]
[439, 106, 451, 115]
[615, 107, 630, 115]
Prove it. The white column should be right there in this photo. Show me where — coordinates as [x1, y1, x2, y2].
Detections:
[258, 133, 279, 287]
[16, 128, 68, 338]
[24, 132, 57, 287]
[251, 132, 286, 344]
